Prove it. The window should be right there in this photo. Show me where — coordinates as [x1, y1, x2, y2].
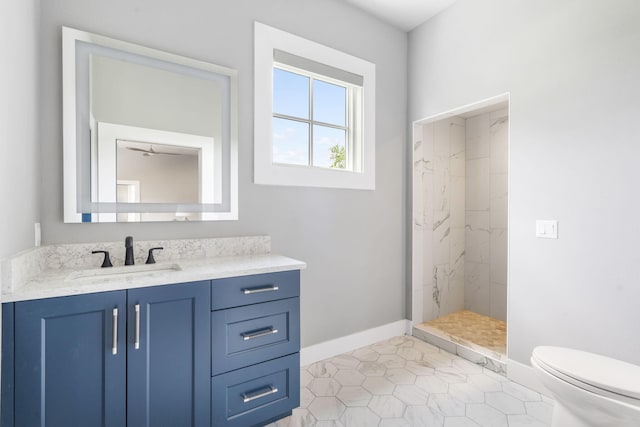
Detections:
[254, 22, 375, 190]
[273, 67, 348, 169]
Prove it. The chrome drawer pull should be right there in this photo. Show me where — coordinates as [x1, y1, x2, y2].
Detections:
[112, 308, 118, 355]
[134, 304, 140, 350]
[242, 285, 279, 295]
[242, 386, 279, 403]
[241, 327, 278, 341]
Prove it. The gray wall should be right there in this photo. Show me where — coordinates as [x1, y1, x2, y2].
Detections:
[39, 0, 407, 346]
[409, 0, 640, 364]
[0, 0, 40, 259]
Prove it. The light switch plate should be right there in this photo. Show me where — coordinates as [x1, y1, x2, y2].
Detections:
[536, 220, 558, 239]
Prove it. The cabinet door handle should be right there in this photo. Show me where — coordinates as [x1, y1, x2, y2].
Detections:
[134, 304, 140, 350]
[241, 327, 278, 341]
[242, 285, 279, 295]
[112, 308, 118, 355]
[242, 385, 279, 403]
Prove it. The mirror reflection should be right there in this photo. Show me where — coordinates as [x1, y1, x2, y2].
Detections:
[118, 140, 200, 204]
[63, 27, 238, 223]
[116, 141, 199, 222]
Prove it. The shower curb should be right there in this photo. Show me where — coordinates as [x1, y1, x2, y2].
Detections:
[412, 326, 507, 376]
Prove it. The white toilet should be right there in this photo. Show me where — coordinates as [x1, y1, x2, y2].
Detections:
[531, 346, 640, 427]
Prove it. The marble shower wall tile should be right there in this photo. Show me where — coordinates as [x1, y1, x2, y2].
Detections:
[422, 227, 434, 283]
[432, 264, 449, 318]
[449, 228, 465, 268]
[413, 285, 424, 325]
[420, 117, 466, 322]
[450, 122, 466, 177]
[440, 225, 465, 316]
[450, 176, 466, 228]
[413, 138, 425, 231]
[432, 211, 451, 266]
[423, 282, 434, 321]
[490, 116, 509, 174]
[491, 173, 508, 229]
[490, 229, 508, 286]
[422, 122, 434, 170]
[416, 123, 435, 323]
[491, 282, 508, 321]
[421, 123, 435, 229]
[465, 113, 490, 160]
[490, 108, 509, 121]
[433, 167, 450, 213]
[434, 120, 450, 157]
[465, 111, 509, 321]
[447, 119, 466, 316]
[465, 211, 490, 264]
[464, 262, 491, 315]
[465, 158, 490, 211]
[447, 255, 465, 313]
[422, 169, 434, 227]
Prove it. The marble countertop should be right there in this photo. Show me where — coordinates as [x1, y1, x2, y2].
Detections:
[1, 254, 306, 303]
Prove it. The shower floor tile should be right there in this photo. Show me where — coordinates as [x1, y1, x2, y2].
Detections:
[415, 310, 507, 359]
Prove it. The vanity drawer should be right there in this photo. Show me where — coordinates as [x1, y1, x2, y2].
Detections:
[211, 271, 299, 310]
[212, 298, 300, 375]
[211, 353, 300, 427]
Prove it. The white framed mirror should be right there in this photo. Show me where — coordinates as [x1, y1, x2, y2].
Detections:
[62, 27, 238, 223]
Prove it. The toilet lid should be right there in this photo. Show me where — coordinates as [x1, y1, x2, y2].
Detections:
[532, 346, 640, 400]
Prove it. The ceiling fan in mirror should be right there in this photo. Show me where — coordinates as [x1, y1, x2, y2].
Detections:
[124, 144, 181, 156]
[118, 139, 197, 157]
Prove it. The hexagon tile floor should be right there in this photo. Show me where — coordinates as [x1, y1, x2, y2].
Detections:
[267, 335, 553, 427]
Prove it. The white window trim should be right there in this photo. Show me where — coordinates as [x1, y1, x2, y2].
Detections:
[254, 22, 376, 190]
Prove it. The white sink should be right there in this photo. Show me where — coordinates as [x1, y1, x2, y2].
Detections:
[66, 263, 182, 282]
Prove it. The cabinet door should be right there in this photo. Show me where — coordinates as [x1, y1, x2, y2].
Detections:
[14, 291, 127, 427]
[2, 303, 15, 427]
[127, 281, 210, 427]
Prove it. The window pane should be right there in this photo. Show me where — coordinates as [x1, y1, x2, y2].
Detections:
[273, 68, 309, 119]
[313, 80, 346, 126]
[313, 125, 346, 169]
[273, 117, 309, 166]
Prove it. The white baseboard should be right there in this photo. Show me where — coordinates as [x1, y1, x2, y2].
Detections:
[507, 358, 552, 398]
[300, 319, 411, 366]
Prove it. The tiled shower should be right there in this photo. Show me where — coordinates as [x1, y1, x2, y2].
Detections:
[412, 102, 509, 365]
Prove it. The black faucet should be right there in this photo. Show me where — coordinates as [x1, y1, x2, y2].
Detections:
[91, 250, 113, 268]
[146, 247, 164, 264]
[125, 236, 134, 265]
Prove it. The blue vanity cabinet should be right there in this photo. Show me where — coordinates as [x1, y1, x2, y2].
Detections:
[211, 271, 301, 427]
[1, 269, 302, 427]
[1, 303, 15, 427]
[3, 280, 211, 427]
[12, 291, 128, 427]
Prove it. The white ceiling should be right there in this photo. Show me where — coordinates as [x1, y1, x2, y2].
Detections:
[345, 0, 458, 32]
